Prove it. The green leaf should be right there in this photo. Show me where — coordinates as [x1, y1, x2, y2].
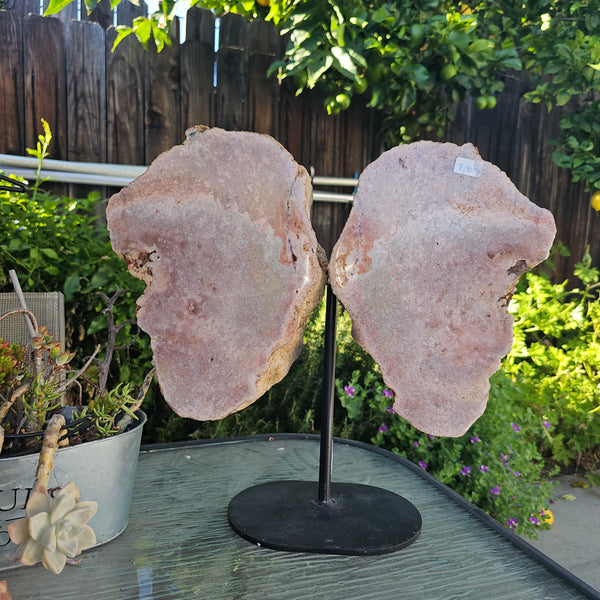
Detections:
[468, 39, 494, 54]
[367, 85, 384, 108]
[151, 22, 172, 52]
[64, 274, 80, 301]
[346, 46, 367, 69]
[306, 54, 334, 87]
[111, 26, 135, 52]
[86, 314, 108, 335]
[132, 17, 153, 46]
[290, 28, 312, 47]
[41, 248, 59, 260]
[8, 238, 23, 251]
[399, 85, 417, 113]
[502, 57, 522, 70]
[90, 265, 114, 290]
[448, 31, 471, 52]
[44, 0, 77, 15]
[330, 16, 345, 46]
[402, 63, 430, 85]
[556, 91, 572, 106]
[266, 60, 285, 78]
[331, 46, 358, 79]
[83, 0, 101, 13]
[371, 7, 387, 24]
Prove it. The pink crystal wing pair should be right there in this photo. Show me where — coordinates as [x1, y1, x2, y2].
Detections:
[108, 130, 555, 436]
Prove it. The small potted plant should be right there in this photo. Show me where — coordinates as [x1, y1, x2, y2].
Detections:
[0, 280, 153, 574]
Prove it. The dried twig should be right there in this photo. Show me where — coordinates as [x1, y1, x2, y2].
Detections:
[96, 287, 131, 398]
[8, 270, 36, 338]
[33, 413, 66, 493]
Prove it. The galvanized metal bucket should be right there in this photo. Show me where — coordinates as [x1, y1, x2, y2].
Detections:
[0, 410, 146, 570]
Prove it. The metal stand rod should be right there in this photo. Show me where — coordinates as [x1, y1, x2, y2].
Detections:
[318, 284, 337, 504]
[227, 283, 422, 555]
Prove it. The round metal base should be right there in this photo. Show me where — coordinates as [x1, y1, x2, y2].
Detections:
[228, 480, 422, 556]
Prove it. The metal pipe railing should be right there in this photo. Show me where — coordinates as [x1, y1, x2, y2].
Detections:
[0, 154, 356, 203]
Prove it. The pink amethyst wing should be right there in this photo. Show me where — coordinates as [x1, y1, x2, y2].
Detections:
[329, 141, 556, 436]
[107, 127, 326, 420]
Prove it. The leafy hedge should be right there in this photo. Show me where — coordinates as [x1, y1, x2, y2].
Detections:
[0, 186, 151, 394]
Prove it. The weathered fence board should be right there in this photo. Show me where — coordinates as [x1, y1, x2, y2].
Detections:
[145, 40, 181, 163]
[0, 11, 23, 156]
[23, 14, 68, 159]
[66, 20, 107, 163]
[248, 19, 280, 137]
[106, 27, 147, 165]
[116, 0, 147, 26]
[181, 7, 215, 131]
[85, 0, 113, 29]
[216, 13, 249, 131]
[0, 4, 598, 281]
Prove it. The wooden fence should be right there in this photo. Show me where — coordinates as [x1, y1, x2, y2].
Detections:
[0, 1, 597, 277]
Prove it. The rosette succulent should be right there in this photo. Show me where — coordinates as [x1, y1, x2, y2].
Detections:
[7, 482, 97, 574]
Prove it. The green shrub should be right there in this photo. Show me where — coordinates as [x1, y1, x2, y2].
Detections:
[0, 185, 151, 395]
[501, 250, 600, 471]
[336, 368, 556, 538]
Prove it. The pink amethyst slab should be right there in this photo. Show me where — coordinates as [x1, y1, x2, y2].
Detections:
[328, 141, 556, 437]
[107, 127, 326, 420]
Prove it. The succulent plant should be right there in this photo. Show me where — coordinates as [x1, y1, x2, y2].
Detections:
[7, 482, 97, 574]
[6, 414, 98, 574]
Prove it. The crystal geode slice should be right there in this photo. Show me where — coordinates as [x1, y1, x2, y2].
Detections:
[107, 127, 326, 420]
[329, 141, 556, 437]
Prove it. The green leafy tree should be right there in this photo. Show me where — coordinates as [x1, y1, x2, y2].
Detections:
[45, 0, 600, 189]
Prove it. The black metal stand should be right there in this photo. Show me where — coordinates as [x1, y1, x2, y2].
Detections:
[227, 285, 422, 555]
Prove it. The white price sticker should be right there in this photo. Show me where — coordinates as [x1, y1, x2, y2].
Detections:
[454, 157, 482, 178]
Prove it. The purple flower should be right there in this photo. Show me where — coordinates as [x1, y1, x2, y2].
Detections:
[480, 464, 489, 472]
[412, 440, 419, 447]
[470, 436, 481, 443]
[418, 461, 428, 470]
[428, 434, 435, 440]
[507, 518, 518, 531]
[529, 516, 540, 525]
[382, 389, 393, 397]
[490, 485, 501, 497]
[543, 421, 551, 429]
[511, 423, 520, 433]
[501, 452, 508, 462]
[460, 466, 471, 476]
[386, 406, 396, 413]
[378, 424, 389, 433]
[514, 471, 520, 477]
[343, 385, 355, 396]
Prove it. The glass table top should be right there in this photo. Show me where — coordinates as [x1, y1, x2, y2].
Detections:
[3, 435, 598, 600]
